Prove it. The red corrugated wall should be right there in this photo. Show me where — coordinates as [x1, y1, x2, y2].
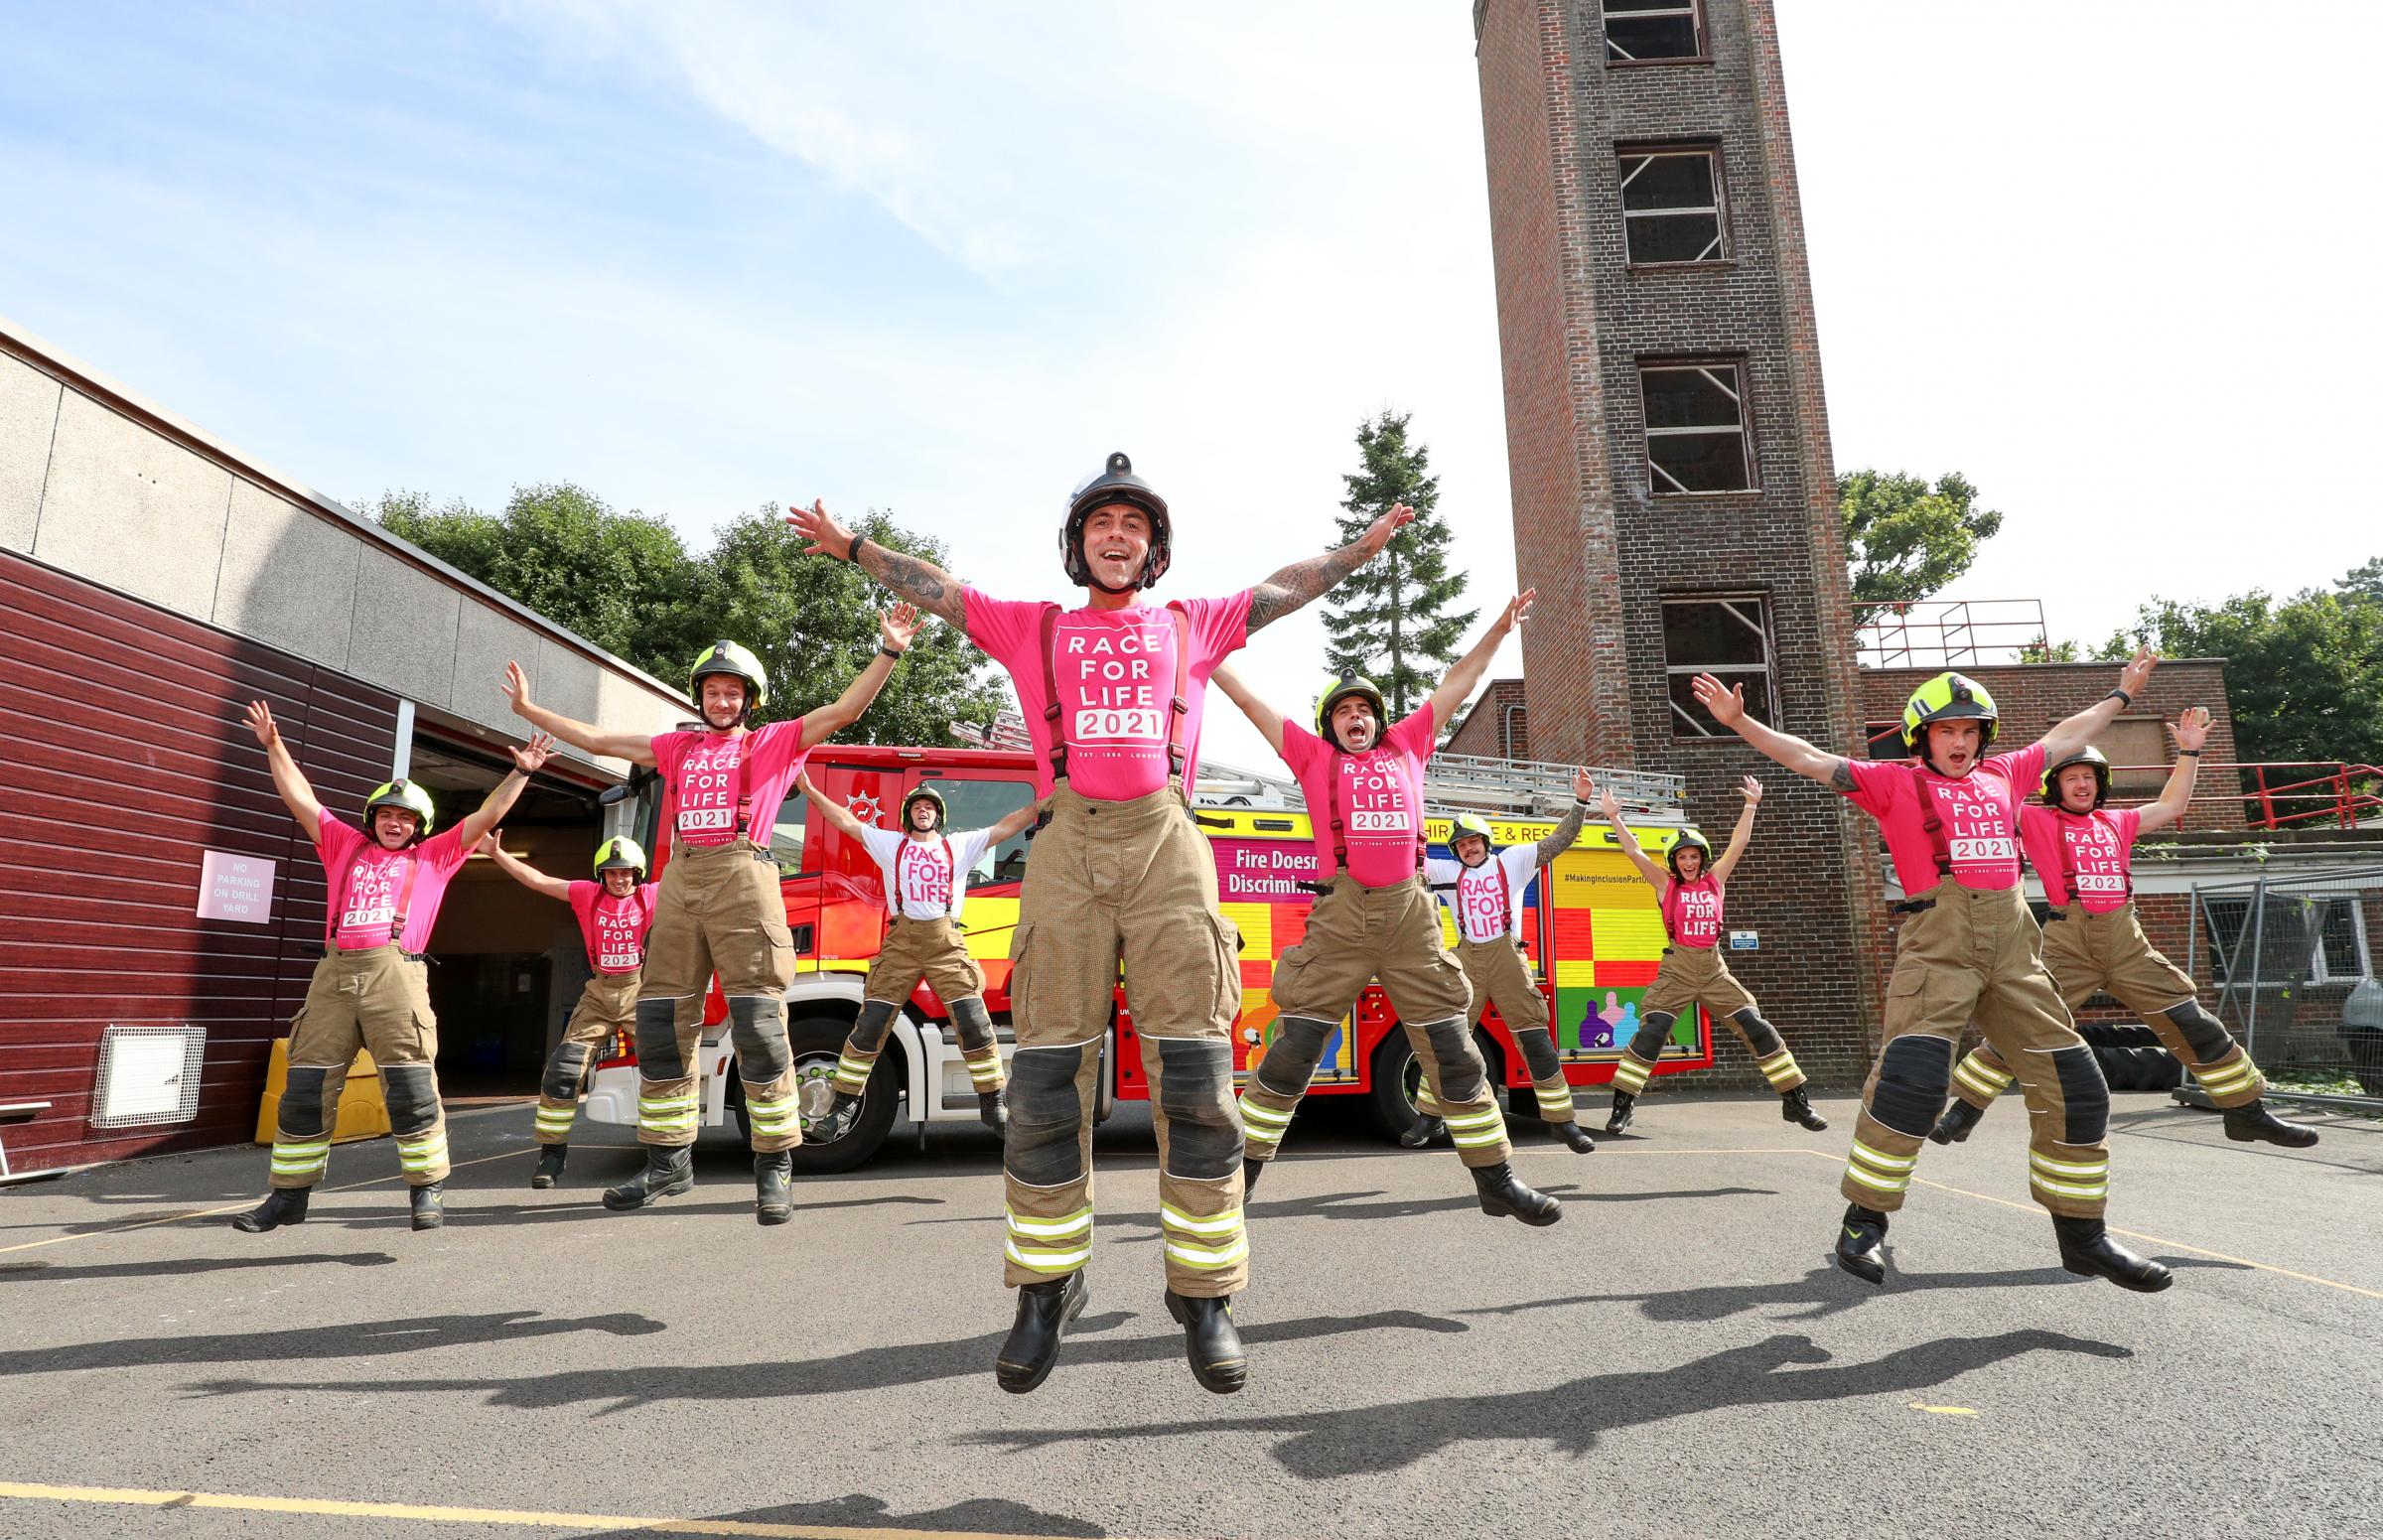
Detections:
[0, 550, 397, 1174]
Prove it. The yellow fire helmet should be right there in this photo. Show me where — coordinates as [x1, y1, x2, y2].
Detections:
[1315, 676, 1389, 750]
[1666, 827, 1713, 878]
[594, 836, 649, 881]
[2041, 746, 2112, 809]
[688, 639, 770, 716]
[1450, 811, 1496, 855]
[362, 778, 437, 842]
[1899, 670, 1999, 754]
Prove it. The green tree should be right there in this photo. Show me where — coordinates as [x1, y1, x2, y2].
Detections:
[2019, 633, 2083, 663]
[1321, 411, 1476, 717]
[1840, 469, 2004, 617]
[2096, 574, 2383, 767]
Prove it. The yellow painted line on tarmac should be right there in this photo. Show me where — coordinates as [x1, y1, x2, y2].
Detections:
[0, 1480, 1160, 1540]
[0, 1148, 534, 1258]
[1908, 1403, 1979, 1417]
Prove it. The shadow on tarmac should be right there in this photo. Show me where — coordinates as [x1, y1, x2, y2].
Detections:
[584, 1494, 1106, 1538]
[900, 1184, 1763, 1239]
[177, 1306, 1471, 1413]
[0, 1252, 399, 1284]
[0, 1310, 665, 1376]
[305, 1192, 945, 1230]
[963, 1329, 2137, 1476]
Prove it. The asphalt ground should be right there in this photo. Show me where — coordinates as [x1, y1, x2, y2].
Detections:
[1, 1089, 2377, 1540]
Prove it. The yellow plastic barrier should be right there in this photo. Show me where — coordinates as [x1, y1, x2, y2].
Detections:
[253, 1042, 392, 1145]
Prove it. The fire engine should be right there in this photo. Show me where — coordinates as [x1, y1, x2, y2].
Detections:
[579, 743, 1709, 1172]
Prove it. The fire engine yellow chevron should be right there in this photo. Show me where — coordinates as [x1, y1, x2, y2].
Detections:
[1003, 1204, 1093, 1274]
[1843, 1138, 1915, 1194]
[1952, 1050, 2015, 1101]
[2028, 1149, 2109, 1201]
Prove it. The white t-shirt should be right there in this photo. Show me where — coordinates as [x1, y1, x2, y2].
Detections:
[1426, 846, 1541, 944]
[857, 825, 999, 922]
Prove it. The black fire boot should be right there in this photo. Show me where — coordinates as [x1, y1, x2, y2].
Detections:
[230, 1188, 309, 1234]
[1399, 1114, 1447, 1149]
[603, 1145, 695, 1211]
[1165, 1290, 1248, 1395]
[530, 1146, 568, 1190]
[754, 1151, 794, 1226]
[1241, 1155, 1265, 1196]
[1928, 1100, 1983, 1146]
[977, 1089, 1008, 1136]
[1835, 1202, 1888, 1285]
[409, 1183, 445, 1232]
[1551, 1119, 1597, 1154]
[2223, 1099, 2319, 1149]
[1472, 1162, 1563, 1226]
[994, 1271, 1087, 1394]
[824, 1089, 863, 1137]
[1605, 1089, 1636, 1135]
[2053, 1215, 2173, 1293]
[1781, 1087, 1829, 1132]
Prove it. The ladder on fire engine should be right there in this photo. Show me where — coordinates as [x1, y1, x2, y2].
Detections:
[1195, 752, 1687, 824]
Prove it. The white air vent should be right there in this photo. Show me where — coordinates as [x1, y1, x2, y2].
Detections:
[88, 1026, 207, 1128]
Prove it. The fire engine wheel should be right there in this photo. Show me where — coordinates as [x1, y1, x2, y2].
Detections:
[1363, 1025, 1508, 1144]
[778, 1016, 898, 1175]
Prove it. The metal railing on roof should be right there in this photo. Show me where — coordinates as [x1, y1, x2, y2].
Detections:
[1195, 751, 1687, 823]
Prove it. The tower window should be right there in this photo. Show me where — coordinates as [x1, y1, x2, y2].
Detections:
[1620, 147, 1726, 264]
[1662, 596, 1776, 738]
[1639, 361, 1753, 494]
[1604, 0, 1705, 64]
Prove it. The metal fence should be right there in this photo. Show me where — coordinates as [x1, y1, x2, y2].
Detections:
[2191, 867, 2383, 1110]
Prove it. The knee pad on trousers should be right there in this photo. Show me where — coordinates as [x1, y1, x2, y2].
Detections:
[1420, 1016, 1486, 1102]
[2162, 1002, 2236, 1063]
[1627, 1012, 1676, 1064]
[1006, 1044, 1085, 1187]
[633, 997, 688, 1078]
[1512, 1026, 1562, 1082]
[851, 997, 900, 1053]
[380, 1062, 441, 1136]
[1870, 1034, 1954, 1138]
[279, 1066, 332, 1138]
[1731, 1009, 1785, 1058]
[2049, 1044, 2109, 1144]
[728, 996, 792, 1081]
[1255, 1016, 1334, 1098]
[948, 995, 995, 1053]
[1155, 1037, 1240, 1181]
[542, 1042, 592, 1101]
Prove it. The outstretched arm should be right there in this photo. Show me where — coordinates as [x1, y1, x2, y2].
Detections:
[2037, 647, 2159, 764]
[796, 773, 871, 841]
[788, 499, 967, 628]
[502, 662, 659, 766]
[454, 734, 557, 848]
[1428, 591, 1533, 727]
[243, 700, 324, 843]
[984, 798, 1045, 846]
[1689, 674, 1851, 789]
[476, 833, 573, 903]
[1246, 503, 1418, 632]
[1710, 775, 1762, 886]
[1601, 785, 1670, 895]
[798, 604, 919, 750]
[1206, 660, 1289, 758]
[1529, 769, 1596, 867]
[2134, 706, 2209, 835]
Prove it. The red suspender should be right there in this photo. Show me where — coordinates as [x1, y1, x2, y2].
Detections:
[339, 847, 424, 950]
[888, 834, 961, 918]
[732, 734, 756, 840]
[1910, 766, 1955, 877]
[1038, 606, 1068, 783]
[1660, 879, 1679, 941]
[1492, 858, 1510, 936]
[2055, 812, 2132, 906]
[1039, 603, 1195, 794]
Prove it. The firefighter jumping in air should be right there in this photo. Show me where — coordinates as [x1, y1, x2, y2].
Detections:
[501, 607, 916, 1225]
[1599, 776, 1830, 1137]
[791, 459, 1411, 1396]
[1214, 592, 1569, 1226]
[1695, 654, 2178, 1292]
[1420, 786, 1597, 1155]
[479, 832, 664, 1188]
[1930, 707, 2317, 1150]
[796, 773, 1044, 1137]
[232, 701, 554, 1234]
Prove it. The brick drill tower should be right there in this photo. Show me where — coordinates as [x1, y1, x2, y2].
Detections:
[1474, 0, 1883, 1078]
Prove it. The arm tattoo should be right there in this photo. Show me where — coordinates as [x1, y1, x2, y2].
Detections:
[1534, 801, 1589, 867]
[1247, 542, 1373, 632]
[1828, 758, 1856, 792]
[860, 545, 965, 626]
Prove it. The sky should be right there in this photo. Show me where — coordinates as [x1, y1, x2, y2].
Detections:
[4, 1, 2376, 772]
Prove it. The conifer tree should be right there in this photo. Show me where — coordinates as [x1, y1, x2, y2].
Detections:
[1321, 412, 1476, 717]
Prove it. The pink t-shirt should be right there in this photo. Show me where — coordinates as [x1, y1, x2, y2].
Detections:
[651, 718, 810, 849]
[566, 880, 662, 974]
[1842, 744, 2046, 897]
[1278, 706, 1436, 888]
[1663, 875, 1725, 949]
[314, 811, 472, 953]
[2021, 804, 2141, 913]
[963, 588, 1252, 800]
